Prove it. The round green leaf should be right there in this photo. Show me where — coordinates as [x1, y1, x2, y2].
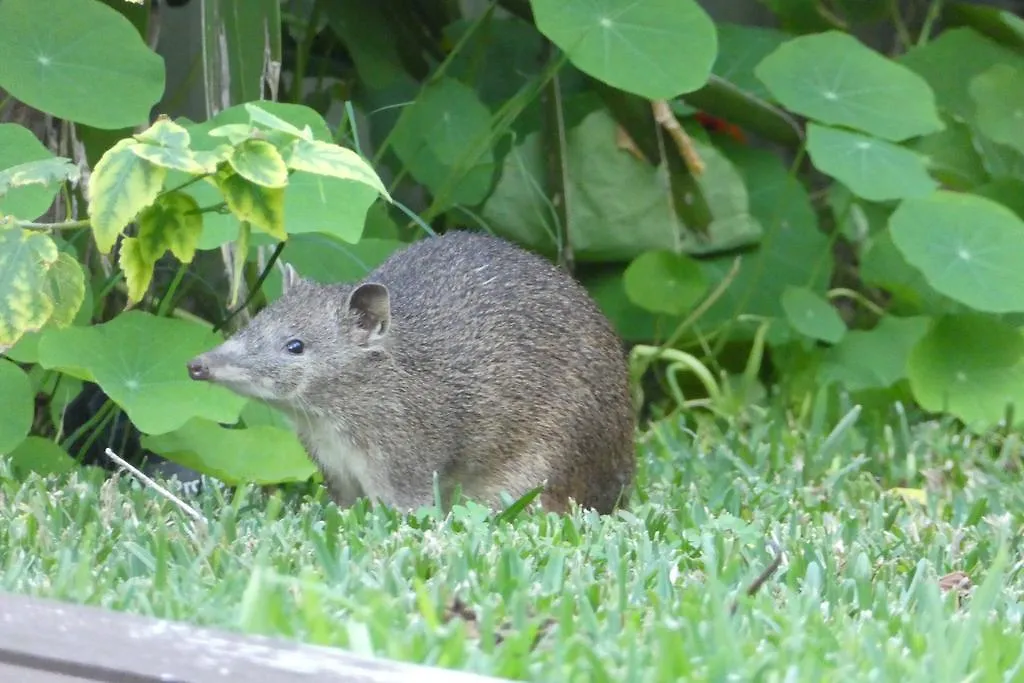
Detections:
[969, 64, 1024, 156]
[806, 124, 938, 202]
[8, 436, 76, 478]
[530, 0, 717, 99]
[0, 0, 165, 129]
[0, 124, 60, 221]
[755, 31, 944, 141]
[908, 314, 1024, 429]
[890, 191, 1024, 313]
[623, 250, 708, 316]
[781, 286, 846, 343]
[820, 315, 930, 391]
[36, 311, 248, 435]
[0, 358, 32, 453]
[141, 418, 316, 485]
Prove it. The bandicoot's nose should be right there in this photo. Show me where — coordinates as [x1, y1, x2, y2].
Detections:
[187, 357, 210, 381]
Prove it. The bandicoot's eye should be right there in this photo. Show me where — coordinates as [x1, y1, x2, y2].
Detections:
[284, 339, 305, 355]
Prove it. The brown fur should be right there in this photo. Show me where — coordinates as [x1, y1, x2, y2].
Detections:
[187, 231, 636, 514]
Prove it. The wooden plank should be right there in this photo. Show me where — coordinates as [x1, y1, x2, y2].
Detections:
[0, 591, 510, 683]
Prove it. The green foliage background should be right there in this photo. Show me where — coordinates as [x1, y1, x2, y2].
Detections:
[1, 0, 1023, 484]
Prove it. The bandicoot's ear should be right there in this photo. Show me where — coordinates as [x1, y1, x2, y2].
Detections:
[281, 262, 305, 294]
[346, 282, 391, 343]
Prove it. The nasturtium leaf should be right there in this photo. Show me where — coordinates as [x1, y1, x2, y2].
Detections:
[8, 436, 76, 478]
[0, 0, 165, 129]
[909, 118, 989, 190]
[284, 139, 390, 200]
[0, 228, 59, 348]
[969, 64, 1024, 156]
[755, 31, 944, 141]
[118, 237, 155, 305]
[244, 103, 312, 141]
[530, 0, 717, 99]
[781, 286, 846, 344]
[216, 171, 286, 240]
[44, 252, 85, 328]
[806, 124, 938, 202]
[137, 191, 203, 264]
[0, 358, 32, 453]
[890, 191, 1024, 313]
[973, 179, 1024, 221]
[262, 235, 405, 301]
[229, 139, 289, 189]
[860, 230, 956, 315]
[899, 27, 1024, 121]
[623, 250, 708, 316]
[134, 117, 191, 149]
[131, 145, 207, 175]
[819, 315, 930, 391]
[713, 23, 790, 101]
[88, 138, 167, 254]
[908, 314, 1024, 429]
[0, 124, 65, 221]
[142, 417, 315, 485]
[37, 311, 248, 435]
[390, 77, 496, 208]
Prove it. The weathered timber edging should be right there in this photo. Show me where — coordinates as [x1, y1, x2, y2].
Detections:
[0, 591, 513, 683]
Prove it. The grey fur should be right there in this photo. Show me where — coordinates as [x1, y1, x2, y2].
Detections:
[187, 231, 636, 514]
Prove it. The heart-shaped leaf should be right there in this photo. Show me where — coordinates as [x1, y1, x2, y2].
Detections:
[37, 311, 248, 435]
[969, 64, 1024, 156]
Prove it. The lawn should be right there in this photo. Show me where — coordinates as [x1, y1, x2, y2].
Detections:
[1, 408, 1022, 682]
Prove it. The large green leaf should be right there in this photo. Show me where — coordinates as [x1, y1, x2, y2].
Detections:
[142, 417, 315, 485]
[908, 314, 1024, 430]
[712, 23, 790, 102]
[806, 124, 938, 202]
[0, 0, 164, 129]
[755, 31, 944, 141]
[0, 228, 59, 348]
[262, 235, 405, 301]
[390, 77, 496, 209]
[0, 358, 33, 454]
[819, 315, 930, 392]
[969, 64, 1024, 156]
[900, 27, 1024, 121]
[7, 436, 77, 479]
[889, 191, 1024, 314]
[0, 124, 62, 221]
[530, 0, 717, 99]
[37, 311, 248, 435]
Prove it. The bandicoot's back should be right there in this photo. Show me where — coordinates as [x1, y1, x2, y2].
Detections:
[188, 231, 636, 514]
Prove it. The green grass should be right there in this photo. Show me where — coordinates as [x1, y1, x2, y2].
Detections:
[2, 407, 1023, 682]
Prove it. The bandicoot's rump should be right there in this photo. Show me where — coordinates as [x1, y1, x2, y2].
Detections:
[187, 231, 636, 514]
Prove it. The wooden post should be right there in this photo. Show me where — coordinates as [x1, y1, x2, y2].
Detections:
[0, 591, 512, 683]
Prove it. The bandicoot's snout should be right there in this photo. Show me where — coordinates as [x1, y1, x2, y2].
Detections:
[187, 356, 211, 381]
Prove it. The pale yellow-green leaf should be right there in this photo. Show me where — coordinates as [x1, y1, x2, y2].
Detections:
[284, 138, 391, 200]
[207, 123, 254, 145]
[131, 144, 207, 174]
[119, 236, 155, 305]
[230, 222, 251, 307]
[0, 227, 59, 347]
[217, 171, 286, 240]
[229, 139, 289, 189]
[245, 103, 313, 141]
[88, 138, 167, 254]
[134, 117, 191, 149]
[0, 158, 80, 199]
[192, 145, 234, 174]
[44, 251, 86, 328]
[137, 191, 203, 264]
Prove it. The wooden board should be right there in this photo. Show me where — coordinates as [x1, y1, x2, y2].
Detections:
[0, 591, 510, 683]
